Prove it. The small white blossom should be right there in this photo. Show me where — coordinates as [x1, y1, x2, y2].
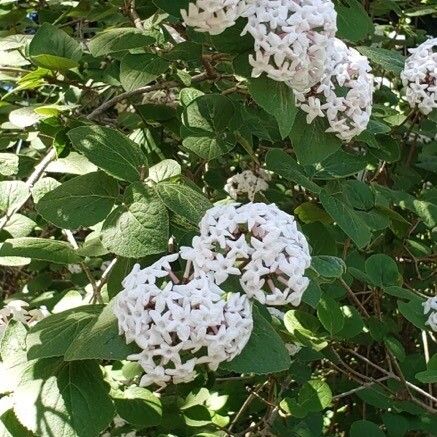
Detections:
[181, 0, 246, 35]
[67, 264, 82, 274]
[0, 299, 49, 336]
[295, 38, 373, 141]
[401, 38, 437, 115]
[181, 202, 311, 306]
[241, 0, 337, 91]
[224, 169, 271, 201]
[423, 296, 437, 332]
[114, 254, 253, 387]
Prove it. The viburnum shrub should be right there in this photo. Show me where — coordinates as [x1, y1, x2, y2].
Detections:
[0, 0, 436, 436]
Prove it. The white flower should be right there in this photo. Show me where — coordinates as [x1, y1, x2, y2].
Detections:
[423, 296, 437, 332]
[67, 264, 82, 274]
[423, 296, 437, 314]
[183, 202, 311, 306]
[401, 38, 437, 115]
[241, 0, 337, 91]
[0, 299, 49, 335]
[181, 0, 246, 35]
[295, 38, 373, 141]
[114, 254, 253, 387]
[224, 169, 271, 201]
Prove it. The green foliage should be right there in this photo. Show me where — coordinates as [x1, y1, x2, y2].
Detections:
[0, 1, 436, 436]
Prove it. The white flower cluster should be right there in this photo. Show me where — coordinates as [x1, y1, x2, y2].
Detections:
[181, 0, 373, 141]
[401, 38, 437, 115]
[114, 254, 252, 387]
[0, 300, 49, 336]
[295, 38, 373, 141]
[181, 202, 311, 306]
[224, 169, 271, 201]
[241, 0, 337, 91]
[180, 0, 245, 35]
[423, 296, 437, 332]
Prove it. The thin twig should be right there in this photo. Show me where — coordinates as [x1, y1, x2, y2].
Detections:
[344, 347, 437, 409]
[87, 72, 208, 120]
[127, 0, 143, 30]
[228, 381, 269, 432]
[340, 278, 370, 318]
[332, 376, 391, 400]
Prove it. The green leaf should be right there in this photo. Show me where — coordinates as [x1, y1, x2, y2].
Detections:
[265, 149, 321, 194]
[68, 125, 147, 182]
[319, 190, 372, 248]
[88, 28, 155, 57]
[302, 281, 322, 308]
[365, 254, 400, 287]
[46, 152, 98, 176]
[155, 181, 212, 225]
[383, 286, 417, 301]
[101, 183, 169, 258]
[0, 238, 81, 264]
[120, 53, 169, 92]
[27, 305, 103, 360]
[336, 306, 364, 339]
[0, 321, 27, 367]
[148, 159, 181, 183]
[290, 112, 342, 165]
[8, 106, 47, 128]
[221, 307, 290, 374]
[3, 214, 36, 238]
[0, 153, 19, 176]
[209, 19, 254, 54]
[31, 177, 61, 203]
[153, 0, 189, 18]
[181, 94, 237, 160]
[311, 256, 346, 278]
[350, 420, 385, 437]
[162, 41, 202, 62]
[29, 23, 82, 70]
[294, 203, 332, 224]
[343, 180, 375, 211]
[335, 0, 374, 42]
[114, 387, 162, 428]
[107, 258, 136, 299]
[281, 379, 332, 418]
[415, 354, 437, 383]
[36, 171, 118, 229]
[357, 46, 405, 75]
[0, 408, 32, 437]
[369, 135, 401, 163]
[0, 181, 28, 214]
[13, 358, 114, 437]
[384, 336, 405, 362]
[312, 150, 368, 179]
[0, 322, 28, 395]
[284, 310, 327, 350]
[398, 299, 427, 330]
[64, 299, 140, 361]
[317, 297, 345, 334]
[248, 77, 297, 139]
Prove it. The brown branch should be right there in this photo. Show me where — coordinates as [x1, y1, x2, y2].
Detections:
[87, 72, 208, 120]
[126, 0, 143, 30]
[343, 347, 437, 412]
[340, 278, 370, 318]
